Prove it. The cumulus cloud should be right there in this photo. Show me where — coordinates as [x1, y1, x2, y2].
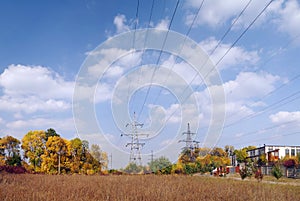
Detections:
[0, 64, 77, 138]
[195, 71, 281, 124]
[276, 0, 300, 39]
[0, 64, 74, 99]
[199, 37, 260, 70]
[269, 111, 300, 123]
[4, 117, 75, 139]
[184, 0, 269, 28]
[185, 0, 300, 42]
[154, 18, 170, 30]
[113, 14, 130, 34]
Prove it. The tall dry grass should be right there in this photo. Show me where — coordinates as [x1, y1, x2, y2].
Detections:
[1, 173, 300, 201]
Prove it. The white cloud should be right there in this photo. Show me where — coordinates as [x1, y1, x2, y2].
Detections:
[154, 18, 170, 30]
[224, 71, 280, 101]
[4, 118, 75, 139]
[276, 0, 300, 39]
[269, 111, 300, 123]
[95, 83, 113, 103]
[0, 96, 70, 113]
[113, 14, 130, 33]
[104, 66, 124, 78]
[199, 37, 260, 70]
[0, 64, 74, 114]
[185, 0, 268, 28]
[185, 0, 300, 41]
[0, 65, 74, 114]
[195, 71, 280, 124]
[0, 64, 74, 99]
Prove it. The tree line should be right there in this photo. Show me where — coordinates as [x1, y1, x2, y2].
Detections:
[0, 128, 107, 174]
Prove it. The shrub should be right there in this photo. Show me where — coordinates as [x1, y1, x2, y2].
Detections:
[271, 164, 283, 180]
[255, 169, 263, 182]
[0, 165, 27, 174]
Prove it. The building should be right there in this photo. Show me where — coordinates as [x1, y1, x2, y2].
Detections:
[246, 144, 300, 164]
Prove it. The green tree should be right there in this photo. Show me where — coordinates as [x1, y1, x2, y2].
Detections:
[272, 163, 283, 180]
[148, 156, 172, 173]
[123, 163, 143, 174]
[45, 128, 60, 141]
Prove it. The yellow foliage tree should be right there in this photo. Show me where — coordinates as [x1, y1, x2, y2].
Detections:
[41, 136, 71, 174]
[21, 130, 46, 172]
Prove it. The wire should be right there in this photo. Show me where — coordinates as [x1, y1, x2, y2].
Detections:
[224, 90, 300, 128]
[151, 0, 205, 105]
[229, 131, 300, 147]
[220, 120, 298, 143]
[125, 0, 140, 105]
[129, 0, 155, 109]
[162, 0, 276, 126]
[224, 33, 300, 123]
[137, 0, 180, 121]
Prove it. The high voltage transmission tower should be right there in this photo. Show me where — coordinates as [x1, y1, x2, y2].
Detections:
[179, 123, 199, 160]
[121, 112, 148, 166]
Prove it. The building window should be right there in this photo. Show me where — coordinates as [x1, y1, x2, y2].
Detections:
[285, 148, 290, 156]
[291, 149, 295, 156]
[297, 149, 300, 155]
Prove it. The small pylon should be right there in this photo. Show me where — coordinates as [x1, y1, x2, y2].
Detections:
[179, 123, 199, 160]
[121, 112, 148, 166]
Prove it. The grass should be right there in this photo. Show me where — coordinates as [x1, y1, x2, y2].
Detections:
[1, 173, 300, 201]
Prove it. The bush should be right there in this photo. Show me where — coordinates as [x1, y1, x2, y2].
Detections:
[0, 165, 27, 174]
[271, 164, 283, 180]
[239, 167, 248, 180]
[255, 169, 263, 182]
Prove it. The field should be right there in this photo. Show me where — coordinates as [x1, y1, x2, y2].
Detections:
[1, 173, 300, 201]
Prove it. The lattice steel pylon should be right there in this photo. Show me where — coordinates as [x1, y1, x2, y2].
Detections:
[121, 112, 148, 166]
[179, 123, 199, 155]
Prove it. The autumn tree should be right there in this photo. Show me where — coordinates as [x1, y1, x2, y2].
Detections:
[90, 144, 108, 170]
[234, 149, 248, 163]
[41, 136, 71, 174]
[21, 130, 46, 172]
[69, 138, 83, 173]
[0, 135, 22, 166]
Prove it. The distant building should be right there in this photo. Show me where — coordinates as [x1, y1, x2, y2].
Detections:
[246, 144, 300, 164]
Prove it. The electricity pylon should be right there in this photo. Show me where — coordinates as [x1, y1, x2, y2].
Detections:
[121, 112, 148, 166]
[179, 123, 199, 161]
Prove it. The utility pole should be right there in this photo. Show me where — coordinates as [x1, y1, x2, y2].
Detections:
[121, 112, 148, 166]
[109, 153, 112, 170]
[179, 123, 199, 161]
[150, 150, 154, 163]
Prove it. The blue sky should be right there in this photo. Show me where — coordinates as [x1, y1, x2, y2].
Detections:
[1, 0, 300, 168]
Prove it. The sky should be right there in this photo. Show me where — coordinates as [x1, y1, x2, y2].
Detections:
[0, 0, 300, 168]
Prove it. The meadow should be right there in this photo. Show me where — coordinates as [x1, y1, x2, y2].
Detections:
[1, 173, 300, 201]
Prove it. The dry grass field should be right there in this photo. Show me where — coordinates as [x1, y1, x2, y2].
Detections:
[1, 173, 300, 201]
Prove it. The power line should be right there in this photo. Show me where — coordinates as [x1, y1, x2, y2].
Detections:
[220, 120, 298, 144]
[162, 0, 275, 126]
[224, 90, 300, 128]
[126, 0, 140, 102]
[137, 0, 180, 121]
[151, 0, 205, 106]
[230, 131, 300, 147]
[129, 0, 155, 107]
[224, 33, 300, 123]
